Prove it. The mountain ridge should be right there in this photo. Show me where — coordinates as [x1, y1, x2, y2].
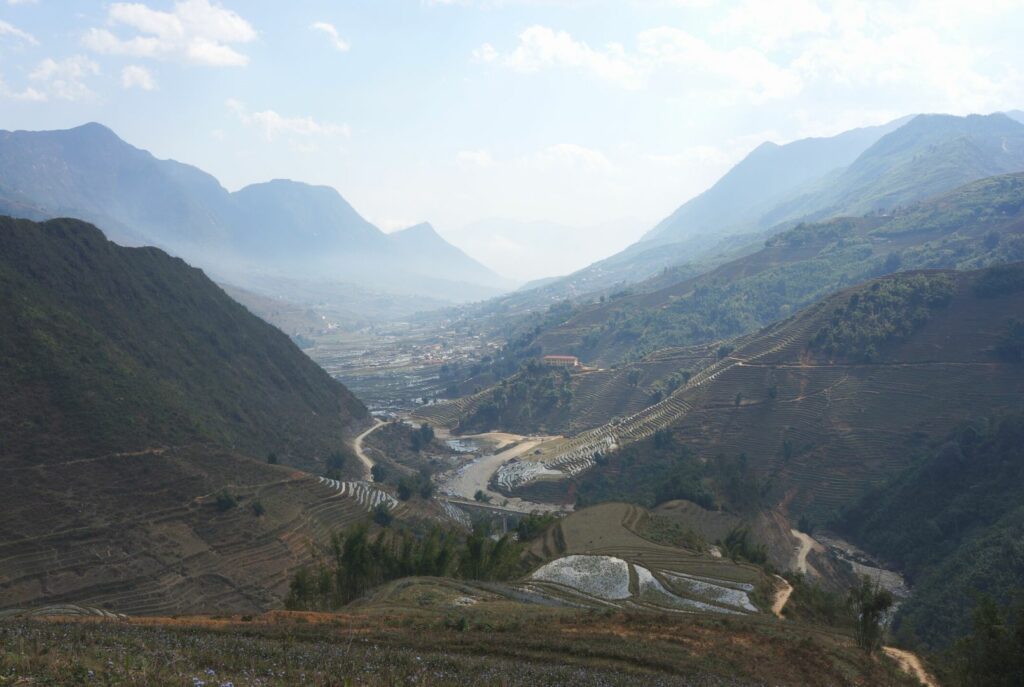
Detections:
[0, 123, 507, 303]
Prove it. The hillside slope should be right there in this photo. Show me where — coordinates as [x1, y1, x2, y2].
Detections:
[0, 216, 368, 468]
[511, 171, 1024, 368]
[457, 265, 1024, 527]
[0, 216, 393, 614]
[839, 410, 1024, 649]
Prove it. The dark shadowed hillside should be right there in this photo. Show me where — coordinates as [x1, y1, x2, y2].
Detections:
[0, 216, 412, 615]
[0, 215, 368, 470]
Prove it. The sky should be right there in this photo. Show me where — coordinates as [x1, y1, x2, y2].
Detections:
[1, 0, 1023, 281]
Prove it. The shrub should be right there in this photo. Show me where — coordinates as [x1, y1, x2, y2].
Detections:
[215, 489, 237, 512]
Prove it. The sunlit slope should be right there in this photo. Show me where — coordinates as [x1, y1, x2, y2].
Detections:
[492, 264, 1024, 520]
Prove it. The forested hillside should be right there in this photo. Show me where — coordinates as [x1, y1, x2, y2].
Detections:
[839, 411, 1024, 649]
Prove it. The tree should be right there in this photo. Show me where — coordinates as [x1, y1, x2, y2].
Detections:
[372, 503, 393, 527]
[474, 490, 491, 503]
[252, 500, 265, 517]
[325, 451, 347, 480]
[371, 464, 388, 483]
[267, 452, 278, 465]
[215, 489, 237, 512]
[950, 595, 1024, 686]
[848, 576, 893, 654]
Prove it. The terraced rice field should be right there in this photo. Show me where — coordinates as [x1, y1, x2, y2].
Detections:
[522, 503, 768, 615]
[0, 447, 382, 616]
[316, 477, 399, 511]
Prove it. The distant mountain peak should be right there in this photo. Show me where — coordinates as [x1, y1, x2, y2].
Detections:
[393, 221, 439, 238]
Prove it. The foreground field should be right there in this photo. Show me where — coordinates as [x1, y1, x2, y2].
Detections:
[0, 605, 921, 687]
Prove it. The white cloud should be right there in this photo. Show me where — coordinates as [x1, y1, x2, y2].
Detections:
[121, 64, 156, 90]
[83, 0, 256, 67]
[6, 0, 39, 5]
[478, 25, 801, 101]
[29, 56, 100, 101]
[310, 21, 350, 52]
[471, 42, 498, 63]
[637, 27, 803, 103]
[227, 99, 351, 142]
[0, 19, 38, 45]
[457, 149, 494, 167]
[500, 25, 642, 89]
[715, 0, 831, 49]
[0, 75, 46, 101]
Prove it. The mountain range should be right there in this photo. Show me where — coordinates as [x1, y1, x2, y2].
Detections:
[504, 112, 1024, 303]
[0, 123, 511, 305]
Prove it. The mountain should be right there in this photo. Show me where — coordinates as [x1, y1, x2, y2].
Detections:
[388, 222, 517, 292]
[0, 123, 509, 303]
[445, 170, 1024, 398]
[762, 113, 1024, 226]
[641, 117, 910, 246]
[0, 122, 233, 250]
[0, 215, 381, 613]
[506, 112, 1024, 308]
[231, 178, 387, 261]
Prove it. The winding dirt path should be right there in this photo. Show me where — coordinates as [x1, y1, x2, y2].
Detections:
[790, 529, 821, 575]
[771, 575, 793, 618]
[352, 419, 384, 480]
[883, 647, 939, 687]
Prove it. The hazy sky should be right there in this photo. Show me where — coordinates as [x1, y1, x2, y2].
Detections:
[1, 1, 1022, 279]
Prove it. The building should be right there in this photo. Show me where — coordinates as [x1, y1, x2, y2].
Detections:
[542, 355, 581, 369]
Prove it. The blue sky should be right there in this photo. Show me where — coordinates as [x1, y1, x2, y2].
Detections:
[1, 1, 1023, 279]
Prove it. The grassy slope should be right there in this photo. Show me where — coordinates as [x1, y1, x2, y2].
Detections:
[0, 608, 921, 687]
[0, 215, 367, 470]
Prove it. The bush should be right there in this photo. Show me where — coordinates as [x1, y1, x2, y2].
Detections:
[215, 489, 237, 512]
[373, 504, 393, 527]
[251, 500, 265, 517]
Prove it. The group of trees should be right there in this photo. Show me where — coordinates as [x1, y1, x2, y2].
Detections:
[458, 365, 573, 434]
[948, 596, 1024, 686]
[809, 273, 955, 362]
[409, 423, 435, 452]
[286, 523, 523, 611]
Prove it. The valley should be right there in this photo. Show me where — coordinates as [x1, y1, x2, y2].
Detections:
[6, 106, 1024, 686]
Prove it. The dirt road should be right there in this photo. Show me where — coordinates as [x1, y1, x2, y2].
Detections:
[439, 432, 562, 513]
[771, 575, 793, 618]
[790, 529, 822, 575]
[883, 647, 939, 687]
[352, 419, 384, 480]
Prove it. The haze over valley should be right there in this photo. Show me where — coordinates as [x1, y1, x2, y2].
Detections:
[2, 2, 1024, 686]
